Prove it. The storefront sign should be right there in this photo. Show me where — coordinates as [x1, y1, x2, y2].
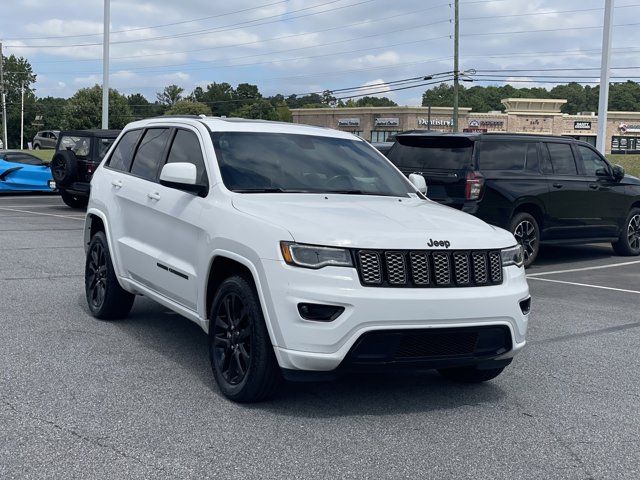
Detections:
[337, 118, 360, 127]
[417, 118, 453, 127]
[574, 121, 592, 130]
[469, 119, 504, 127]
[463, 128, 487, 133]
[374, 117, 400, 127]
[619, 123, 640, 133]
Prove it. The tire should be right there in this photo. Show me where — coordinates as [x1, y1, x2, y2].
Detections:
[34, 144, 40, 150]
[510, 212, 540, 268]
[612, 207, 640, 256]
[85, 231, 135, 320]
[50, 150, 78, 187]
[59, 189, 88, 209]
[438, 365, 507, 383]
[209, 275, 280, 402]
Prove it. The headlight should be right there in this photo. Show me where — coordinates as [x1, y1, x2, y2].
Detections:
[501, 244, 524, 268]
[280, 242, 353, 269]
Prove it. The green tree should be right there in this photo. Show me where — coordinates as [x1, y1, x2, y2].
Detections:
[164, 100, 211, 116]
[128, 93, 164, 119]
[156, 84, 184, 106]
[62, 85, 132, 129]
[230, 99, 279, 120]
[1, 54, 37, 148]
[34, 96, 67, 130]
[353, 96, 397, 107]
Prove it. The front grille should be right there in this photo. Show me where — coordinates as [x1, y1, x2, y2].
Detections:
[394, 330, 478, 358]
[355, 249, 503, 288]
[347, 326, 512, 364]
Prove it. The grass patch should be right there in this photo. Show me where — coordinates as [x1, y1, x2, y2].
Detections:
[607, 154, 640, 178]
[22, 149, 55, 163]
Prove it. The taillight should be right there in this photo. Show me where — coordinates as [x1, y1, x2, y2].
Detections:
[465, 171, 484, 200]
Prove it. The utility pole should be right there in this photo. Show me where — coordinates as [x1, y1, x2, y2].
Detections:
[0, 42, 7, 149]
[597, 0, 614, 154]
[20, 81, 24, 150]
[102, 0, 110, 129]
[452, 0, 460, 133]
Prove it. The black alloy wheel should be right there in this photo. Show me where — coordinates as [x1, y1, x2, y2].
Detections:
[87, 240, 108, 311]
[84, 231, 135, 320]
[209, 275, 280, 402]
[212, 293, 251, 386]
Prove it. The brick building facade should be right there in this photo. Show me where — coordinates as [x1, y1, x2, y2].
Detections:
[292, 98, 640, 154]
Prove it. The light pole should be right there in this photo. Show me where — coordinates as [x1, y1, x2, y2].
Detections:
[102, 0, 110, 129]
[452, 0, 460, 132]
[597, 0, 614, 154]
[20, 81, 24, 150]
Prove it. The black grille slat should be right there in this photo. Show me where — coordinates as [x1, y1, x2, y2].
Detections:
[385, 252, 407, 285]
[355, 249, 502, 288]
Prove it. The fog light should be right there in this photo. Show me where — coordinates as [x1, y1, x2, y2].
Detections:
[297, 303, 344, 322]
[519, 297, 531, 315]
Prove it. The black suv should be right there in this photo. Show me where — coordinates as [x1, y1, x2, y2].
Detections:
[386, 132, 640, 267]
[50, 129, 120, 208]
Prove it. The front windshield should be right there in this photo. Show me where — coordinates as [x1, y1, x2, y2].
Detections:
[212, 132, 413, 197]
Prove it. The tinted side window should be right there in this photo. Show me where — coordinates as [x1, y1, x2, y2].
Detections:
[546, 143, 577, 175]
[524, 143, 539, 172]
[577, 145, 608, 176]
[166, 130, 208, 185]
[130, 129, 171, 181]
[108, 130, 142, 172]
[478, 141, 527, 170]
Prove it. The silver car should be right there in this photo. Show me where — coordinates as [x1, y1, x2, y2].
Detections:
[32, 130, 60, 149]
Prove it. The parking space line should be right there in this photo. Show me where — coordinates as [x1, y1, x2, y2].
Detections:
[527, 276, 640, 294]
[527, 260, 640, 277]
[0, 207, 84, 221]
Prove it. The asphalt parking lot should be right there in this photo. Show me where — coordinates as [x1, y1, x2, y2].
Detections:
[1, 195, 639, 479]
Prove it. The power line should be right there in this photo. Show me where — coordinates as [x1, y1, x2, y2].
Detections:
[24, 4, 452, 65]
[3, 0, 376, 49]
[2, 0, 293, 41]
[5, 34, 452, 76]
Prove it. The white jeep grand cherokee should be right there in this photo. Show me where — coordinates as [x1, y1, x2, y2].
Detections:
[84, 116, 530, 402]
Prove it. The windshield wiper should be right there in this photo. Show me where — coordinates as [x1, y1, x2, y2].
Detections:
[326, 190, 398, 197]
[232, 188, 315, 193]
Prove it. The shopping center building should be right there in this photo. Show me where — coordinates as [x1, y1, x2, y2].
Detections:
[291, 98, 640, 154]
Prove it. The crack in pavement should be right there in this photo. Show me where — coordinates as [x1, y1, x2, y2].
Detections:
[1, 396, 167, 474]
[530, 321, 640, 346]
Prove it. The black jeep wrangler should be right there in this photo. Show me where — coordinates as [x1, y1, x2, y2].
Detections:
[50, 129, 120, 208]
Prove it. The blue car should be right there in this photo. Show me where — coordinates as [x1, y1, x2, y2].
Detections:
[0, 150, 55, 192]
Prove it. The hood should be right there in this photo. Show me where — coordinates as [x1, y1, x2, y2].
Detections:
[232, 194, 516, 250]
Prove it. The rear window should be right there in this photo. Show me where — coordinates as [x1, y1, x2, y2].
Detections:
[477, 141, 539, 171]
[58, 135, 91, 158]
[389, 136, 473, 170]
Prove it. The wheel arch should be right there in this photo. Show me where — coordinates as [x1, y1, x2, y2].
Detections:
[512, 201, 545, 231]
[203, 251, 279, 344]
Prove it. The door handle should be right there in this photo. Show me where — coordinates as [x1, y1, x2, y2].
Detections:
[147, 191, 161, 201]
[588, 183, 599, 190]
[111, 179, 123, 189]
[552, 183, 563, 189]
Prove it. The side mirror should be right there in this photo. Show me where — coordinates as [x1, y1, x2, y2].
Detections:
[595, 168, 609, 177]
[409, 173, 427, 195]
[159, 162, 207, 195]
[612, 164, 625, 181]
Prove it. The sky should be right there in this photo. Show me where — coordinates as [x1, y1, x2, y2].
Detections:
[2, 0, 640, 106]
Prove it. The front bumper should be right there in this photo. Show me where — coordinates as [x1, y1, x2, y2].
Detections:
[260, 259, 529, 372]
